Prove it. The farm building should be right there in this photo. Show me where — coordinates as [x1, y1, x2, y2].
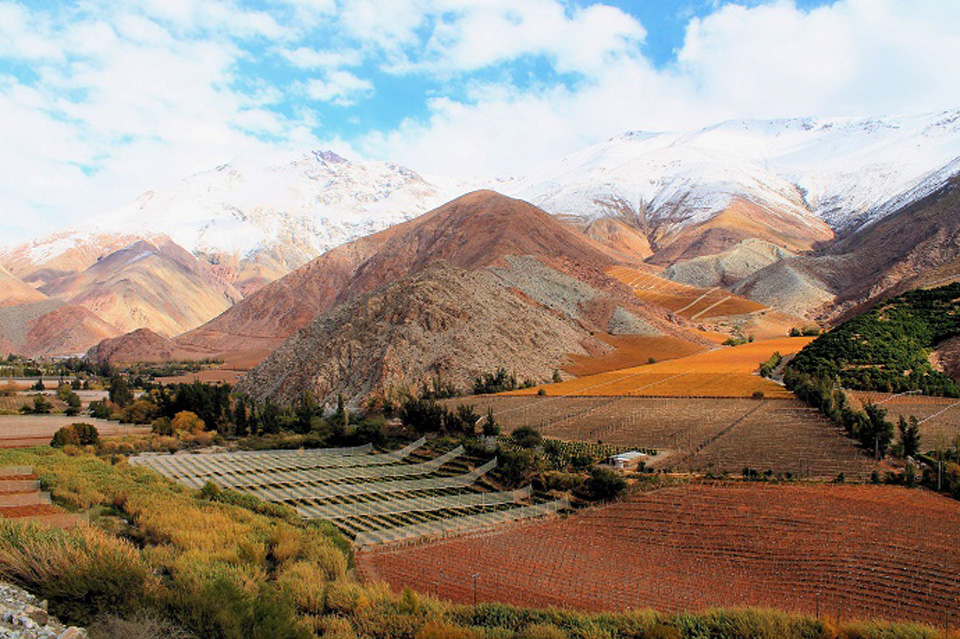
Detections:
[604, 451, 647, 470]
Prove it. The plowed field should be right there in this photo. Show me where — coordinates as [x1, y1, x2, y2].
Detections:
[359, 483, 960, 625]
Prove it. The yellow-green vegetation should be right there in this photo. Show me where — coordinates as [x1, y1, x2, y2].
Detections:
[0, 447, 950, 639]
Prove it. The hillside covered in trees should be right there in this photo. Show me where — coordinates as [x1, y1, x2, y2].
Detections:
[788, 283, 960, 396]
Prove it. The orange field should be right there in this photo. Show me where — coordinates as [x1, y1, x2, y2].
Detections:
[607, 266, 766, 319]
[509, 337, 815, 399]
[564, 335, 706, 376]
[359, 483, 960, 625]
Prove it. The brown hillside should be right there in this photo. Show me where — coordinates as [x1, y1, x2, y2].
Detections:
[648, 198, 834, 265]
[87, 328, 176, 364]
[236, 261, 607, 405]
[41, 236, 242, 337]
[0, 299, 120, 357]
[0, 265, 46, 308]
[178, 190, 630, 356]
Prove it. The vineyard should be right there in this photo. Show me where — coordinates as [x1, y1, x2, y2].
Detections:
[607, 266, 765, 319]
[130, 441, 567, 546]
[564, 335, 706, 376]
[445, 395, 874, 478]
[504, 337, 815, 399]
[850, 391, 960, 449]
[359, 483, 960, 625]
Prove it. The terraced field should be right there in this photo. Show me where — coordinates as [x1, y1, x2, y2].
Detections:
[131, 441, 567, 546]
[607, 266, 765, 319]
[850, 392, 960, 449]
[445, 395, 873, 479]
[360, 483, 960, 625]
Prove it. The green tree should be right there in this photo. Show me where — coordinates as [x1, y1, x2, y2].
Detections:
[481, 408, 500, 437]
[898, 415, 921, 458]
[109, 376, 133, 407]
[863, 401, 894, 457]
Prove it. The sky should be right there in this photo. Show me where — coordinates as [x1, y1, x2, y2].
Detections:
[2, 0, 960, 243]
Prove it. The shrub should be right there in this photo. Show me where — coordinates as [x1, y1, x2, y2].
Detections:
[120, 400, 160, 424]
[20, 395, 52, 415]
[582, 467, 626, 501]
[171, 411, 205, 435]
[51, 423, 101, 448]
[512, 426, 543, 449]
[0, 521, 155, 625]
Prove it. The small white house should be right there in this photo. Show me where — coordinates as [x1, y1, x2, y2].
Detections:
[605, 451, 648, 470]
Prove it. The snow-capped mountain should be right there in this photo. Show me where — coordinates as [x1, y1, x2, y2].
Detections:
[506, 109, 960, 234]
[1, 151, 458, 292]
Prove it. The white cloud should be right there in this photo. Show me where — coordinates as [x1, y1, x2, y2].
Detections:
[360, 0, 960, 178]
[3, 0, 960, 245]
[303, 70, 374, 105]
[280, 46, 363, 70]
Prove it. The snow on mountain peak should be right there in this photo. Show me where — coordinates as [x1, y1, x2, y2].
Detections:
[506, 109, 960, 232]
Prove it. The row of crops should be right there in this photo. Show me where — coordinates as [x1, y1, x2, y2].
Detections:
[130, 441, 567, 545]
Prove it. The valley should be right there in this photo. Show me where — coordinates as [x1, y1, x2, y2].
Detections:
[2, 109, 960, 639]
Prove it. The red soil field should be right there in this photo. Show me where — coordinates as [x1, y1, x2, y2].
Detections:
[441, 396, 873, 478]
[360, 483, 960, 626]
[0, 504, 61, 518]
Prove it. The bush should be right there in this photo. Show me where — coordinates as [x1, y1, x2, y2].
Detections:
[171, 411, 205, 435]
[582, 467, 626, 501]
[511, 426, 543, 449]
[51, 423, 101, 448]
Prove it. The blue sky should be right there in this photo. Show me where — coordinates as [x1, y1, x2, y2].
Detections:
[1, 0, 959, 242]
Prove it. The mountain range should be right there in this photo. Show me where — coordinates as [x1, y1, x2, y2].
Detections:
[2, 109, 959, 403]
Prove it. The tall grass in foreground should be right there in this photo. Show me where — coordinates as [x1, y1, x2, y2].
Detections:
[0, 447, 952, 639]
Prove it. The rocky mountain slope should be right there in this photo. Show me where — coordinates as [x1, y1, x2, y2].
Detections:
[176, 190, 647, 356]
[734, 174, 960, 321]
[0, 299, 120, 358]
[662, 239, 795, 288]
[237, 261, 607, 404]
[227, 191, 715, 404]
